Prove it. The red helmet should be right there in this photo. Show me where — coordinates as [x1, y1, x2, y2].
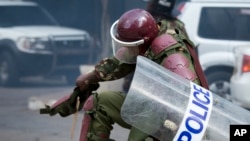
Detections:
[110, 9, 159, 64]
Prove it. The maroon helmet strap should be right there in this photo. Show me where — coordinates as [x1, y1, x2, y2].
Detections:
[186, 43, 209, 89]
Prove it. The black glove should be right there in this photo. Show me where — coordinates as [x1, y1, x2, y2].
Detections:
[40, 83, 99, 117]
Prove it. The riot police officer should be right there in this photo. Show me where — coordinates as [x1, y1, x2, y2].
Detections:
[41, 8, 208, 141]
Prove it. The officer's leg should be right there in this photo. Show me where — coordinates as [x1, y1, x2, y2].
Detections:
[79, 91, 131, 141]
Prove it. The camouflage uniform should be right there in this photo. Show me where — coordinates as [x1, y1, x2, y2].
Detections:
[40, 11, 208, 141]
[81, 19, 208, 141]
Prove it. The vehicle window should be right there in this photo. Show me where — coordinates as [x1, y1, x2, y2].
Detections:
[0, 6, 58, 27]
[198, 7, 250, 41]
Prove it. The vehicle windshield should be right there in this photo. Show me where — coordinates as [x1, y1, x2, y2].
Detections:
[0, 5, 58, 27]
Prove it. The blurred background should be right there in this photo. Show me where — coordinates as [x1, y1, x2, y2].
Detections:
[0, 0, 147, 141]
[33, 0, 148, 62]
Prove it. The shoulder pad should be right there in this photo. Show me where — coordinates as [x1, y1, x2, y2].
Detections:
[150, 33, 177, 55]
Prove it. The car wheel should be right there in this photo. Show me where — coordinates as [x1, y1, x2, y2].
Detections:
[206, 71, 232, 100]
[0, 52, 20, 86]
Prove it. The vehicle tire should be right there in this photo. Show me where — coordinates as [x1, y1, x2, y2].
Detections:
[0, 52, 20, 86]
[206, 71, 232, 100]
[64, 69, 81, 86]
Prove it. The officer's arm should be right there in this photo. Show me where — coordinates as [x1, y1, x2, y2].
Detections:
[76, 57, 135, 91]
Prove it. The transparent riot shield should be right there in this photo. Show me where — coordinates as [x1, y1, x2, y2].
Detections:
[121, 56, 250, 141]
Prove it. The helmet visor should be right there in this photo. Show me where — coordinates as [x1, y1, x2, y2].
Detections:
[110, 20, 144, 64]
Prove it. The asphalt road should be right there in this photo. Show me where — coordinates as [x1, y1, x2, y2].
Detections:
[0, 76, 130, 141]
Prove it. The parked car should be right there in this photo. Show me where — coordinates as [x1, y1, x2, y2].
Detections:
[230, 46, 250, 109]
[176, 0, 250, 99]
[0, 1, 93, 86]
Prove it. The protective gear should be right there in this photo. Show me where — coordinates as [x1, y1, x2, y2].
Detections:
[121, 56, 208, 141]
[40, 84, 99, 117]
[80, 91, 127, 141]
[40, 89, 82, 117]
[79, 95, 94, 141]
[79, 95, 113, 141]
[110, 8, 159, 63]
[145, 0, 176, 17]
[162, 53, 198, 81]
[146, 20, 208, 88]
[121, 20, 188, 94]
[41, 8, 208, 141]
[163, 20, 209, 88]
[150, 33, 177, 55]
[150, 33, 198, 81]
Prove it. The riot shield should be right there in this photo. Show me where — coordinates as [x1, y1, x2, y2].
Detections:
[121, 56, 250, 141]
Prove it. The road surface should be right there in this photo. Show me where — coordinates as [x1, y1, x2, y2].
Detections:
[0, 75, 130, 141]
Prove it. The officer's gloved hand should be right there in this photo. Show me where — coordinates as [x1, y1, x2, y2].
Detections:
[40, 83, 99, 117]
[39, 88, 82, 117]
[40, 102, 77, 117]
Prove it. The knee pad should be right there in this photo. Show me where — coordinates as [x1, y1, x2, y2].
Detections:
[79, 94, 113, 141]
[79, 95, 96, 141]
